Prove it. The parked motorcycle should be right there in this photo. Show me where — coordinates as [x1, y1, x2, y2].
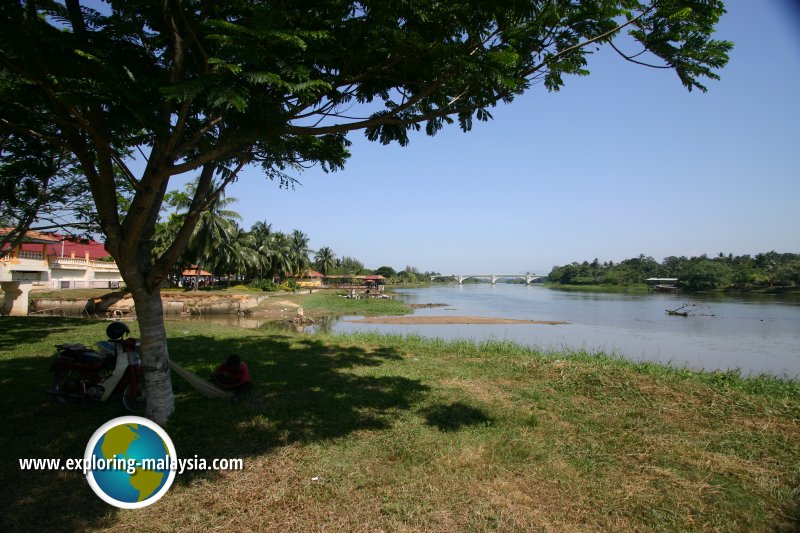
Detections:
[48, 321, 146, 412]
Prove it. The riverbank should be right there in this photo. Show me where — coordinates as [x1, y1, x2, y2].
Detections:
[2, 317, 798, 531]
[544, 282, 650, 293]
[545, 282, 800, 295]
[24, 288, 412, 321]
[292, 292, 412, 318]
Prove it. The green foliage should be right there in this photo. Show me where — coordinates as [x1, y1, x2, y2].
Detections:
[682, 259, 732, 291]
[281, 280, 300, 292]
[313, 246, 336, 275]
[247, 278, 280, 292]
[398, 270, 421, 284]
[154, 190, 325, 285]
[333, 256, 368, 276]
[548, 251, 800, 291]
[374, 266, 398, 278]
[0, 134, 95, 256]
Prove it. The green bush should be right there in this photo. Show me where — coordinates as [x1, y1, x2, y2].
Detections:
[248, 279, 280, 292]
[279, 280, 300, 292]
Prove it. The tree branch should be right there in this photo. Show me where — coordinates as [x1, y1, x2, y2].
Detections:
[173, 115, 224, 157]
[608, 40, 671, 69]
[59, 126, 122, 259]
[0, 118, 66, 148]
[149, 162, 216, 287]
[519, 6, 655, 80]
[288, 6, 655, 138]
[110, 151, 142, 192]
[202, 157, 249, 211]
[167, 140, 244, 176]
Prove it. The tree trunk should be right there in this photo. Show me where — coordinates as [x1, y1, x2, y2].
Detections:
[130, 286, 175, 424]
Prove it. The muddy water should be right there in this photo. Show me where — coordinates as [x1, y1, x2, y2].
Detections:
[326, 284, 800, 377]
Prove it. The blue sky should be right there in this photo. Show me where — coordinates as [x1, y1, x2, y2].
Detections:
[183, 1, 800, 275]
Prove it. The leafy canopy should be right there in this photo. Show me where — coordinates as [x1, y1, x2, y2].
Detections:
[0, 1, 731, 422]
[0, 0, 731, 291]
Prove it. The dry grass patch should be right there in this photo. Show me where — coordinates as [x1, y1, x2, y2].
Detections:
[3, 320, 799, 532]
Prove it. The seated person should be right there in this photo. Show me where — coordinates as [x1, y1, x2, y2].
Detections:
[211, 355, 252, 398]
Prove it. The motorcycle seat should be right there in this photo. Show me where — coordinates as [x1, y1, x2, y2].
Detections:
[61, 348, 106, 364]
[95, 341, 117, 355]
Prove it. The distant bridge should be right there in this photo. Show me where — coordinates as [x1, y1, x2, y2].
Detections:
[430, 274, 546, 285]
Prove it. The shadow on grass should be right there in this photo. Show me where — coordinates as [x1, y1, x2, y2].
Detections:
[0, 317, 90, 352]
[421, 401, 494, 432]
[1, 324, 428, 532]
[167, 334, 428, 460]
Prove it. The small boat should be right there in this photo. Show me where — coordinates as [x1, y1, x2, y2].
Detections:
[654, 284, 678, 292]
[665, 309, 688, 317]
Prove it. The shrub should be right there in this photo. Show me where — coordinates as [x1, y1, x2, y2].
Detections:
[279, 280, 300, 292]
[248, 279, 280, 292]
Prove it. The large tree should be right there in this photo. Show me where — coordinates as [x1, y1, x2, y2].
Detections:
[0, 0, 731, 422]
[0, 133, 93, 257]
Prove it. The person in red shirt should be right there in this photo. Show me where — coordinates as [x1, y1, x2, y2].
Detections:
[212, 355, 252, 399]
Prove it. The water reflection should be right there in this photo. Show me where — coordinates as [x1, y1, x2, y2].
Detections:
[333, 285, 800, 377]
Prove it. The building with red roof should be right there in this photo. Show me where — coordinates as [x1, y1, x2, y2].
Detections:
[295, 270, 325, 288]
[19, 233, 112, 261]
[1, 230, 122, 302]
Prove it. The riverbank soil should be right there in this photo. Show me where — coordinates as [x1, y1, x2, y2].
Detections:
[2, 317, 798, 531]
[26, 288, 413, 321]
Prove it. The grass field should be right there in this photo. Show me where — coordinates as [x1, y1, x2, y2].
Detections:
[296, 292, 413, 317]
[1, 317, 799, 531]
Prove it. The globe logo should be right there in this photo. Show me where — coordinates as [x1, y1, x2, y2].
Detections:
[84, 416, 177, 509]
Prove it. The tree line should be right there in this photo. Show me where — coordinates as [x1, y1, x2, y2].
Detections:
[547, 252, 800, 291]
[153, 188, 438, 288]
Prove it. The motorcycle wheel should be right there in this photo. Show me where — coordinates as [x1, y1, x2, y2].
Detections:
[122, 381, 146, 413]
[51, 368, 73, 404]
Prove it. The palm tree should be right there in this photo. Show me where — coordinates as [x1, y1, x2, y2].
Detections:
[289, 229, 311, 277]
[247, 221, 274, 280]
[214, 223, 260, 284]
[152, 184, 245, 288]
[267, 231, 294, 281]
[184, 195, 242, 290]
[314, 246, 336, 275]
[152, 213, 185, 285]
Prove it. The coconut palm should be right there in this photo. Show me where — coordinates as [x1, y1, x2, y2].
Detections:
[184, 194, 242, 289]
[267, 231, 294, 281]
[214, 223, 260, 283]
[247, 221, 275, 279]
[314, 246, 336, 275]
[289, 229, 311, 276]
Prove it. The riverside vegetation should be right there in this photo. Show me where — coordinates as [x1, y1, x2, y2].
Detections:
[548, 251, 800, 292]
[2, 317, 798, 531]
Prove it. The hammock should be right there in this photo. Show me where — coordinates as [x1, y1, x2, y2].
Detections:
[168, 359, 235, 400]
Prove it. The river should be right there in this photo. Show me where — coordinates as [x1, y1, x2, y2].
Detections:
[323, 284, 800, 377]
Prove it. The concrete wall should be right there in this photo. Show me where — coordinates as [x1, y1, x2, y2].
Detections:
[50, 268, 86, 280]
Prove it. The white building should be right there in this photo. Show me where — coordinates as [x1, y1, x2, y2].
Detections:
[1, 230, 123, 315]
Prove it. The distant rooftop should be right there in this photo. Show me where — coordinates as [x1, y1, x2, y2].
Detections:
[1, 228, 60, 245]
